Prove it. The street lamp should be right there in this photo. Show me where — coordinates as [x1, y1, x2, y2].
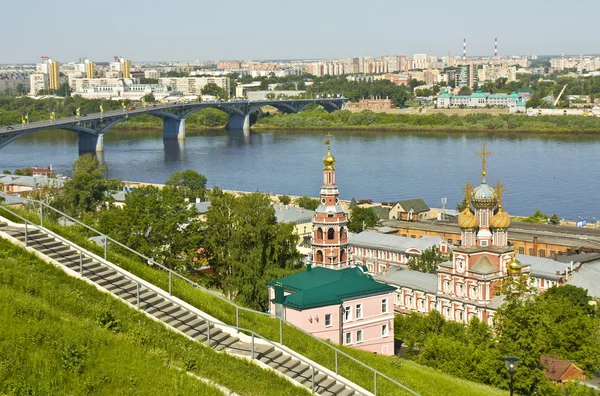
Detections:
[504, 356, 519, 396]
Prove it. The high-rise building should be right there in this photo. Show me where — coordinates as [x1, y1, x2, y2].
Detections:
[122, 59, 131, 79]
[48, 59, 60, 90]
[85, 59, 95, 78]
[311, 136, 350, 269]
[30, 56, 60, 94]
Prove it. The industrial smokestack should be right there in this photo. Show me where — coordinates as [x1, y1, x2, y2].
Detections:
[463, 39, 466, 62]
[495, 38, 498, 57]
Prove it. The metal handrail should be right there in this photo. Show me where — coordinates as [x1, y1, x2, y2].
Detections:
[0, 195, 418, 396]
[0, 205, 368, 396]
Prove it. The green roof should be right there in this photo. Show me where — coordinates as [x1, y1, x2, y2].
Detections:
[267, 267, 395, 310]
[396, 198, 430, 213]
[370, 205, 391, 220]
[438, 92, 452, 98]
[471, 92, 489, 98]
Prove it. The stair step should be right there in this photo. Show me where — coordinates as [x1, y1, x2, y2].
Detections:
[267, 354, 292, 369]
[145, 300, 172, 315]
[316, 376, 336, 391]
[94, 273, 124, 286]
[152, 304, 181, 319]
[334, 386, 355, 396]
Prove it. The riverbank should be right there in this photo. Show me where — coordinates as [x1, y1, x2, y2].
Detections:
[253, 109, 600, 134]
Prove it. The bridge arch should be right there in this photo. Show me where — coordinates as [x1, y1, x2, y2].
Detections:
[247, 102, 299, 116]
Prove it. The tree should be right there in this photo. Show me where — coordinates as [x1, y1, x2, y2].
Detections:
[549, 213, 560, 225]
[201, 83, 227, 99]
[2, 170, 10, 175]
[60, 154, 107, 217]
[295, 196, 319, 211]
[278, 195, 291, 205]
[459, 86, 472, 94]
[98, 186, 203, 271]
[203, 190, 303, 310]
[165, 170, 207, 201]
[347, 206, 378, 233]
[142, 93, 156, 103]
[407, 246, 445, 274]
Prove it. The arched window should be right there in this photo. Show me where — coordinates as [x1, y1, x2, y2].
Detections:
[340, 227, 346, 240]
[315, 250, 323, 263]
[316, 228, 323, 240]
[327, 228, 335, 240]
[341, 249, 347, 263]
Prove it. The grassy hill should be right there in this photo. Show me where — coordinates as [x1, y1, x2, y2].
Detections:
[0, 207, 508, 396]
[0, 237, 310, 396]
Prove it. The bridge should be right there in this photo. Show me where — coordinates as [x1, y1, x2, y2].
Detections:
[0, 98, 347, 152]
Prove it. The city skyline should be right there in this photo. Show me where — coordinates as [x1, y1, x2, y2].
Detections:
[2, 0, 599, 64]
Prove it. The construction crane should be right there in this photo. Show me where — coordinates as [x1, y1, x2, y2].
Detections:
[553, 84, 568, 107]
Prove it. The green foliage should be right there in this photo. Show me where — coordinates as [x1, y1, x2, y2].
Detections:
[97, 186, 203, 271]
[203, 189, 303, 310]
[201, 83, 228, 99]
[396, 286, 600, 395]
[407, 246, 446, 274]
[59, 154, 107, 217]
[305, 75, 411, 107]
[0, 238, 308, 395]
[165, 169, 207, 201]
[2, 206, 506, 396]
[521, 209, 549, 223]
[295, 196, 319, 211]
[549, 213, 561, 225]
[278, 195, 292, 205]
[142, 93, 156, 103]
[347, 206, 379, 233]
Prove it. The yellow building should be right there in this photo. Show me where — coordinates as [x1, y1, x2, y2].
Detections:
[122, 59, 131, 79]
[85, 61, 96, 78]
[49, 60, 60, 90]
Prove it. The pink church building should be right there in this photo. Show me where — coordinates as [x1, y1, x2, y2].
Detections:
[267, 137, 396, 356]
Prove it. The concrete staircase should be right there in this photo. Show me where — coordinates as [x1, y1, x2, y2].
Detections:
[0, 220, 362, 396]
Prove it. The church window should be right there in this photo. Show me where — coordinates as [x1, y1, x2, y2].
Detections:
[315, 250, 323, 263]
[481, 240, 488, 247]
[519, 247, 525, 254]
[327, 228, 335, 240]
[539, 249, 546, 258]
[316, 228, 323, 240]
[458, 311, 464, 321]
[529, 248, 534, 256]
[457, 284, 464, 296]
[444, 280, 450, 292]
[419, 299, 425, 310]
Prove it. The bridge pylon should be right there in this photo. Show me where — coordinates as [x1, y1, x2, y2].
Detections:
[78, 133, 104, 153]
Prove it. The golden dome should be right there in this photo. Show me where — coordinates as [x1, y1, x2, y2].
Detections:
[490, 205, 511, 230]
[458, 207, 478, 230]
[507, 254, 522, 275]
[323, 146, 336, 170]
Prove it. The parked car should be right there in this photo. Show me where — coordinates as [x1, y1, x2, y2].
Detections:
[128, 106, 136, 111]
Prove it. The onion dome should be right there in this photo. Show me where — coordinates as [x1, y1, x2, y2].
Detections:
[471, 181, 497, 209]
[323, 145, 336, 170]
[458, 207, 478, 229]
[490, 205, 511, 230]
[506, 254, 522, 275]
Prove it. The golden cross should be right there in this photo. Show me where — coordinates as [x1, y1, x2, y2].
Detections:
[462, 180, 473, 205]
[325, 131, 332, 146]
[476, 142, 492, 179]
[495, 180, 505, 207]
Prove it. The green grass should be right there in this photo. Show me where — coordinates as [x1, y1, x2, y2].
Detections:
[1, 206, 507, 396]
[0, 236, 310, 396]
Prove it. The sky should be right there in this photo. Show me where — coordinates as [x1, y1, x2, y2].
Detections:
[2, 0, 599, 64]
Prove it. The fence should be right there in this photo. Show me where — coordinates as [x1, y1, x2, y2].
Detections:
[0, 194, 419, 396]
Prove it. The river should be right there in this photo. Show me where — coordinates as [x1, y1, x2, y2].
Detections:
[1, 128, 598, 220]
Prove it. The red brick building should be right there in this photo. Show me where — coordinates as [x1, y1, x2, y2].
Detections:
[311, 137, 350, 269]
